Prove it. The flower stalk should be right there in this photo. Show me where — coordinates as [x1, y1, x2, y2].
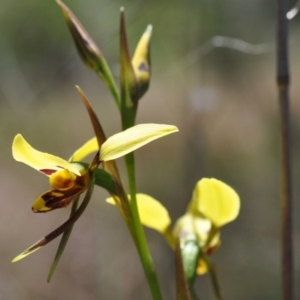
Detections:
[202, 254, 223, 300]
[277, 0, 294, 299]
[125, 153, 163, 300]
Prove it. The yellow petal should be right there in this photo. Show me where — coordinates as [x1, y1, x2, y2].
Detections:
[132, 25, 152, 97]
[196, 259, 208, 275]
[107, 193, 172, 233]
[49, 169, 77, 190]
[190, 178, 240, 227]
[12, 241, 42, 263]
[100, 124, 178, 161]
[69, 137, 98, 162]
[32, 185, 84, 213]
[32, 192, 73, 213]
[12, 134, 81, 176]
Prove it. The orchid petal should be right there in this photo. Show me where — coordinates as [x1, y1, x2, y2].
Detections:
[32, 188, 81, 213]
[13, 134, 81, 176]
[132, 25, 152, 97]
[100, 124, 178, 161]
[191, 178, 240, 227]
[32, 173, 88, 212]
[70, 137, 98, 162]
[107, 193, 171, 233]
[196, 259, 208, 275]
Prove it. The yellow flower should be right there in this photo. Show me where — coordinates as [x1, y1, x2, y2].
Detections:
[13, 134, 89, 213]
[107, 178, 240, 275]
[13, 123, 178, 213]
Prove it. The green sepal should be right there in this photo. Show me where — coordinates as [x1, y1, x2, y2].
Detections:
[120, 8, 139, 129]
[175, 240, 192, 300]
[71, 162, 117, 195]
[94, 169, 117, 194]
[47, 196, 80, 282]
[181, 234, 201, 288]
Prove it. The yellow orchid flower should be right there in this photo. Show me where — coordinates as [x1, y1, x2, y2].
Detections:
[107, 178, 240, 275]
[13, 134, 89, 213]
[13, 123, 178, 213]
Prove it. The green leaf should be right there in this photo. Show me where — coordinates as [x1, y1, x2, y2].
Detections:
[94, 169, 117, 194]
[47, 196, 80, 282]
[72, 162, 117, 194]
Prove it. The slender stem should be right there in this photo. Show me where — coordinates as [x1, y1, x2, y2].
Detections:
[47, 195, 81, 282]
[175, 240, 192, 300]
[96, 69, 121, 111]
[190, 288, 200, 300]
[125, 153, 163, 300]
[202, 255, 223, 300]
[277, 0, 294, 299]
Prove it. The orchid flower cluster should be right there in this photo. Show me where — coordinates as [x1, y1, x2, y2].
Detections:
[12, 1, 240, 299]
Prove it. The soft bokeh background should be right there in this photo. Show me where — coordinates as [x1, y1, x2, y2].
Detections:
[1, 0, 300, 299]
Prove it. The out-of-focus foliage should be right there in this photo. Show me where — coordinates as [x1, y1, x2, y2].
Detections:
[1, 0, 300, 300]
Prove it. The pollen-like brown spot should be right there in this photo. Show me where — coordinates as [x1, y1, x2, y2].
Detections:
[138, 62, 148, 72]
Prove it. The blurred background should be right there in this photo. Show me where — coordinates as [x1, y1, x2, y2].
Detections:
[0, 0, 300, 299]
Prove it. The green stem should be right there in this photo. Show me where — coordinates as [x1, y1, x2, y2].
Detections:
[190, 287, 200, 300]
[202, 255, 223, 300]
[47, 195, 81, 282]
[96, 70, 121, 110]
[125, 152, 163, 300]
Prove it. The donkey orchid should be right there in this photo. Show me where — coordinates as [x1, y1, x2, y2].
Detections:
[12, 134, 89, 213]
[13, 124, 178, 213]
[107, 178, 240, 275]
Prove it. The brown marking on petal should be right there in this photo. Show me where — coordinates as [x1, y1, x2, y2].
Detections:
[53, 177, 74, 190]
[46, 195, 75, 210]
[41, 166, 65, 176]
[205, 243, 220, 255]
[40, 169, 57, 175]
[33, 172, 91, 213]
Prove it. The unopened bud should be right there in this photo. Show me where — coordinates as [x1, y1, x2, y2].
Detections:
[57, 0, 105, 73]
[132, 24, 152, 98]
